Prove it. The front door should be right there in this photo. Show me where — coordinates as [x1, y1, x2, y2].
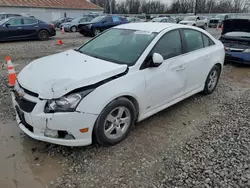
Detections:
[102, 16, 114, 30]
[2, 17, 23, 40]
[143, 29, 188, 112]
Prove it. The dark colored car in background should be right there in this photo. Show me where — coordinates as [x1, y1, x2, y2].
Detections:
[52, 17, 74, 28]
[78, 15, 128, 37]
[0, 17, 56, 41]
[219, 19, 250, 65]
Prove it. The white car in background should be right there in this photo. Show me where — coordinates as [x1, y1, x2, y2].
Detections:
[180, 16, 208, 29]
[12, 23, 225, 147]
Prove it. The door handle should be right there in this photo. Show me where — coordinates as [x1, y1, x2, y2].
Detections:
[17, 27, 22, 29]
[34, 26, 39, 28]
[176, 65, 186, 71]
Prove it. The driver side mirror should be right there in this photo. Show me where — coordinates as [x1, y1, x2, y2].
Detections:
[152, 53, 163, 66]
[102, 20, 107, 24]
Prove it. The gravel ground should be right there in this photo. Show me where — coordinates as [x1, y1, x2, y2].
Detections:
[0, 29, 250, 188]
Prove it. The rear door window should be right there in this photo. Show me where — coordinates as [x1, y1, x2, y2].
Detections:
[23, 18, 37, 25]
[183, 29, 204, 52]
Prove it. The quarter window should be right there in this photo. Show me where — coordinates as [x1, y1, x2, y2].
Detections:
[183, 29, 204, 52]
[152, 30, 182, 60]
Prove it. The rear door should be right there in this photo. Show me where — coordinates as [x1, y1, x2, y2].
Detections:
[19, 18, 39, 38]
[181, 29, 210, 92]
[3, 17, 23, 40]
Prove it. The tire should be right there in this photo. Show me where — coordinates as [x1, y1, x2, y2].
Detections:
[70, 26, 77, 32]
[93, 28, 101, 37]
[203, 24, 207, 30]
[94, 97, 136, 146]
[203, 65, 221, 95]
[38, 30, 49, 41]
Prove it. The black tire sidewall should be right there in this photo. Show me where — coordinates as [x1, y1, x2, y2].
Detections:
[38, 30, 49, 41]
[94, 98, 136, 146]
[203, 65, 221, 95]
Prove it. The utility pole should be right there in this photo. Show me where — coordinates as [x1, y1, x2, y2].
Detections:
[194, 0, 198, 15]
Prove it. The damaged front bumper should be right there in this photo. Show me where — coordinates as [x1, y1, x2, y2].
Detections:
[11, 92, 98, 146]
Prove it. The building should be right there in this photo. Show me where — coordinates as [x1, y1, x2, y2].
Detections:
[0, 0, 103, 22]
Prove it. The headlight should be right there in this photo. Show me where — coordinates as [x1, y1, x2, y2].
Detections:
[244, 49, 250, 52]
[44, 89, 94, 113]
[88, 24, 92, 28]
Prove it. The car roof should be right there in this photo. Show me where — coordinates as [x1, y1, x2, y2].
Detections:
[115, 22, 177, 33]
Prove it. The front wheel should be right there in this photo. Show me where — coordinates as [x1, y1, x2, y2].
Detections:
[70, 26, 77, 32]
[203, 65, 221, 95]
[93, 28, 101, 37]
[94, 97, 136, 146]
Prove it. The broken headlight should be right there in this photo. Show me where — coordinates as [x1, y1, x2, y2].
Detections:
[44, 89, 94, 113]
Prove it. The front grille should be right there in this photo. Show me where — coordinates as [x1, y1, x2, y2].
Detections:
[15, 106, 34, 132]
[14, 91, 36, 113]
[209, 20, 219, 23]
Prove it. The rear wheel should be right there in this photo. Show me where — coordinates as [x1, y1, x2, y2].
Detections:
[94, 97, 136, 146]
[203, 65, 221, 95]
[38, 30, 49, 41]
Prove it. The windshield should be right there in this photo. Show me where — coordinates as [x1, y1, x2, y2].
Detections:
[91, 16, 105, 23]
[78, 28, 157, 66]
[0, 18, 8, 25]
[71, 18, 81, 22]
[151, 18, 162, 22]
[185, 16, 196, 21]
[215, 14, 225, 19]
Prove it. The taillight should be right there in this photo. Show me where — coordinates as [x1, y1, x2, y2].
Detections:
[50, 24, 54, 28]
[221, 24, 224, 31]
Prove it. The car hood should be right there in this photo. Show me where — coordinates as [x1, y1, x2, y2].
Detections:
[222, 19, 250, 35]
[180, 20, 195, 24]
[17, 50, 128, 99]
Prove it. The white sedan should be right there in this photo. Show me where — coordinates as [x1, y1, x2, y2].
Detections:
[12, 23, 225, 146]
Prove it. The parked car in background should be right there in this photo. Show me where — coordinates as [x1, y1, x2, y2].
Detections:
[78, 15, 128, 37]
[0, 13, 22, 20]
[52, 17, 74, 28]
[12, 23, 224, 146]
[208, 14, 230, 28]
[150, 17, 176, 23]
[60, 17, 94, 32]
[179, 16, 207, 29]
[127, 17, 141, 23]
[219, 19, 250, 65]
[0, 17, 56, 41]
